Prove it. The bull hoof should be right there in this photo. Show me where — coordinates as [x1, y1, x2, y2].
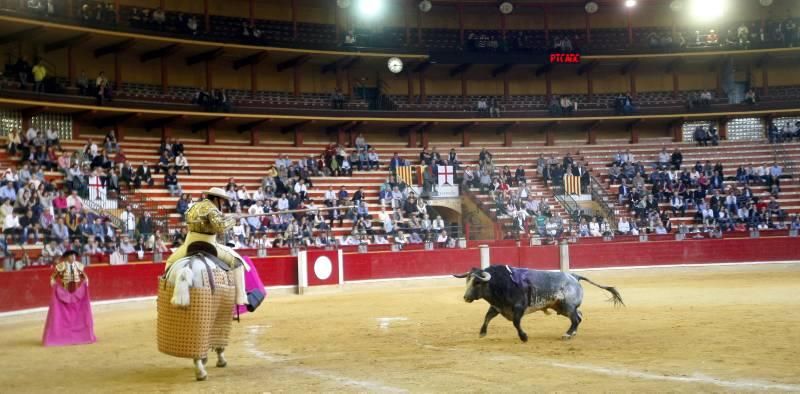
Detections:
[479, 331, 487, 338]
[562, 333, 575, 340]
[519, 333, 528, 343]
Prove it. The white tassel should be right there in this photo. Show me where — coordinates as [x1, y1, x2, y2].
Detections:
[171, 267, 193, 307]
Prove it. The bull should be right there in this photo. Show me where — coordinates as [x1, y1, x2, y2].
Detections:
[454, 265, 623, 342]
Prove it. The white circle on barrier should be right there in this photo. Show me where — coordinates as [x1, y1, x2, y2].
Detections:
[314, 256, 333, 280]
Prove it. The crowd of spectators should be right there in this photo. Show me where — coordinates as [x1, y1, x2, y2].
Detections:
[608, 146, 792, 237]
[768, 121, 800, 143]
[0, 127, 178, 270]
[184, 141, 457, 250]
[192, 89, 231, 112]
[15, 0, 800, 56]
[476, 98, 501, 118]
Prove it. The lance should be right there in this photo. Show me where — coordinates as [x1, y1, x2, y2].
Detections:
[227, 205, 357, 220]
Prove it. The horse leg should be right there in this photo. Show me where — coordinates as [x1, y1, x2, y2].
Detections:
[193, 359, 208, 381]
[215, 347, 227, 368]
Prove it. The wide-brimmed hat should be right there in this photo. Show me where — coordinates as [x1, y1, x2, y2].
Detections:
[205, 187, 229, 200]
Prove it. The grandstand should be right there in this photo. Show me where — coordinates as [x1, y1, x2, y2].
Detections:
[3, 0, 800, 391]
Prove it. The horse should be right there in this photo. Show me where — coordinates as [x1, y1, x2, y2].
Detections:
[157, 251, 236, 381]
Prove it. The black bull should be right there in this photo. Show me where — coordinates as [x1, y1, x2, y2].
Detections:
[454, 265, 624, 342]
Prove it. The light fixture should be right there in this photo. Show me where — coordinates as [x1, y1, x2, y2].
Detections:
[387, 57, 404, 74]
[499, 2, 514, 15]
[669, 0, 683, 12]
[336, 0, 351, 9]
[418, 0, 432, 13]
[585, 1, 599, 14]
[356, 0, 385, 18]
[624, 0, 637, 8]
[689, 0, 726, 21]
[759, 0, 773, 6]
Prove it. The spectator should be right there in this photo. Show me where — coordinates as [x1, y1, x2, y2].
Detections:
[187, 16, 198, 36]
[95, 71, 110, 105]
[136, 161, 154, 187]
[31, 59, 47, 93]
[164, 168, 182, 197]
[743, 89, 757, 105]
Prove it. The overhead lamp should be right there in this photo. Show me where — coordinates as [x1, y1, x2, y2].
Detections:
[624, 0, 637, 8]
[689, 0, 727, 21]
[585, 1, 599, 14]
[418, 0, 432, 13]
[356, 0, 385, 18]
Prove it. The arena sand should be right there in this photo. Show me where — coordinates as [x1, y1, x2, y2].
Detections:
[1, 263, 799, 393]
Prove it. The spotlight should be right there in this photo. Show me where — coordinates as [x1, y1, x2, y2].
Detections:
[624, 0, 637, 8]
[689, 0, 726, 21]
[356, 0, 385, 18]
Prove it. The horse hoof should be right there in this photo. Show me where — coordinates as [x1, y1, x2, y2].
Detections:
[216, 360, 227, 368]
[561, 334, 574, 340]
[196, 372, 207, 381]
[479, 332, 487, 338]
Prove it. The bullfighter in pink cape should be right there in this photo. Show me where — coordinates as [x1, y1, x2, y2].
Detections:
[42, 251, 96, 347]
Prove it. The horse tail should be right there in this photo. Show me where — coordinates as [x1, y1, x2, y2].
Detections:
[572, 274, 625, 307]
[171, 266, 193, 307]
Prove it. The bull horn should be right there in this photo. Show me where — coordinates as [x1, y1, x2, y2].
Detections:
[473, 271, 492, 282]
[452, 272, 470, 278]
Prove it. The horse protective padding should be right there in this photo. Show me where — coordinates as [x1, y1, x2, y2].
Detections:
[157, 268, 235, 359]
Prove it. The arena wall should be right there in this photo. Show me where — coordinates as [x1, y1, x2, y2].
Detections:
[2, 236, 799, 314]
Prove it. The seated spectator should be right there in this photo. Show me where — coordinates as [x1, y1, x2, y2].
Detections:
[693, 126, 708, 146]
[164, 168, 182, 197]
[136, 161, 154, 187]
[173, 152, 191, 175]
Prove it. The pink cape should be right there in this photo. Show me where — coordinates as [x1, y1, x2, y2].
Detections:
[42, 282, 97, 347]
[236, 256, 267, 315]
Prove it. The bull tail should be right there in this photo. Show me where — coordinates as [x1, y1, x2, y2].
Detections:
[572, 274, 625, 307]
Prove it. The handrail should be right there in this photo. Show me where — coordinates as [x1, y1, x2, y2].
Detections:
[551, 184, 580, 224]
[589, 174, 617, 230]
[772, 142, 796, 179]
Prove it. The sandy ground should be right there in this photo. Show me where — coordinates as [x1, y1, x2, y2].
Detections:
[2, 263, 800, 393]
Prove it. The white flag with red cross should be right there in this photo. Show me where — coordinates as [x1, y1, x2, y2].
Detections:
[437, 165, 454, 185]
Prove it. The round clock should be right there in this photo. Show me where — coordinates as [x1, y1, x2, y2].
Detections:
[387, 57, 404, 74]
[418, 0, 432, 13]
[499, 2, 513, 15]
[584, 1, 599, 14]
[336, 0, 351, 9]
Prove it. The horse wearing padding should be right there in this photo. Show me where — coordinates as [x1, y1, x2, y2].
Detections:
[157, 251, 236, 381]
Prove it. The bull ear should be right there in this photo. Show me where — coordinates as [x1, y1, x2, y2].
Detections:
[452, 272, 470, 278]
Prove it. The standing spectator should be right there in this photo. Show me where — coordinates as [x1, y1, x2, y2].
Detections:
[137, 211, 154, 240]
[118, 205, 135, 238]
[95, 71, 109, 105]
[32, 59, 47, 93]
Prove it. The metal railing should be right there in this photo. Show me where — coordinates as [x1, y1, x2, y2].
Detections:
[589, 174, 617, 229]
[772, 142, 796, 180]
[551, 184, 581, 223]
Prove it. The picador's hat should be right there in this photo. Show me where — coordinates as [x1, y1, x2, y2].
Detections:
[205, 187, 229, 200]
